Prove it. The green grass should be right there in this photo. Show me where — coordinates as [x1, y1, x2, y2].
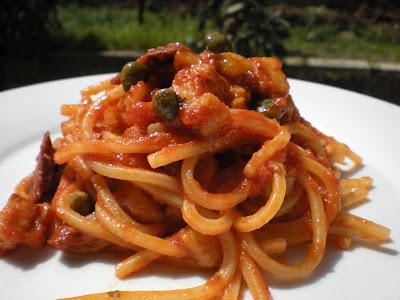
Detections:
[55, 4, 204, 51]
[285, 23, 400, 63]
[54, 4, 400, 63]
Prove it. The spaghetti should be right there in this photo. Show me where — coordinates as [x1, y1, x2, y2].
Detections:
[0, 37, 391, 300]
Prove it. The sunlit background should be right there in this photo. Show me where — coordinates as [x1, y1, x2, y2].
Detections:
[1, 0, 399, 104]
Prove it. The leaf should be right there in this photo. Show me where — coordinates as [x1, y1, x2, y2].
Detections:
[222, 3, 245, 17]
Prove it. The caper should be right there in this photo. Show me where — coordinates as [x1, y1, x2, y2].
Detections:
[68, 190, 93, 216]
[120, 61, 150, 91]
[152, 88, 181, 121]
[205, 32, 231, 53]
[256, 99, 284, 120]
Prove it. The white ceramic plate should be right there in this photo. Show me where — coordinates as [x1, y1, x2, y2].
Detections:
[0, 75, 399, 300]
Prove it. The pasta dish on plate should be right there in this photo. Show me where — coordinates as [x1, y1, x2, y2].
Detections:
[0, 32, 391, 300]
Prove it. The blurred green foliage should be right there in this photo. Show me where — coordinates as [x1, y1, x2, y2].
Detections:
[54, 4, 205, 51]
[4, 1, 397, 63]
[284, 5, 400, 62]
[199, 0, 289, 56]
